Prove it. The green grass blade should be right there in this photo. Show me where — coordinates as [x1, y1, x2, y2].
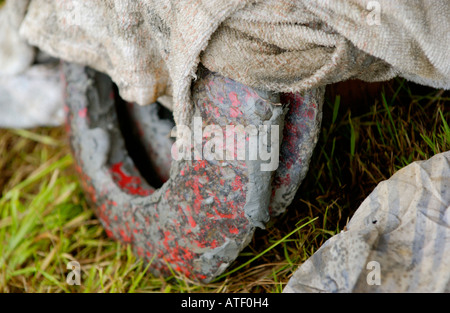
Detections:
[213, 217, 318, 281]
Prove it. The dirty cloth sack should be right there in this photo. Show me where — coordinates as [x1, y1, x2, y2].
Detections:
[0, 62, 65, 128]
[0, 1, 64, 128]
[6, 0, 450, 128]
[284, 151, 450, 293]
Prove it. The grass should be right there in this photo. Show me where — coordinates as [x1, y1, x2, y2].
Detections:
[0, 78, 448, 293]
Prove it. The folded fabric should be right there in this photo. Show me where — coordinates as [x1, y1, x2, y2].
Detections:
[14, 0, 450, 129]
[0, 0, 34, 76]
[284, 151, 450, 293]
[0, 62, 64, 128]
[0, 1, 64, 128]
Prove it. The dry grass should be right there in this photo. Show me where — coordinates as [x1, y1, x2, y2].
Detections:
[0, 78, 448, 293]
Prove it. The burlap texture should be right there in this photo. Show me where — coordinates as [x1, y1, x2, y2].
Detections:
[12, 0, 450, 127]
[0, 0, 34, 76]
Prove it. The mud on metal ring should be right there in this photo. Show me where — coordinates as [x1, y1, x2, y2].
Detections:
[63, 62, 324, 282]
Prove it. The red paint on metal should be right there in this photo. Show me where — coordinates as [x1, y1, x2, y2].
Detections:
[188, 214, 197, 228]
[185, 175, 204, 214]
[229, 225, 239, 235]
[278, 173, 291, 186]
[213, 207, 235, 219]
[193, 160, 207, 171]
[119, 228, 132, 243]
[229, 92, 240, 107]
[110, 162, 153, 196]
[105, 229, 114, 238]
[229, 92, 243, 117]
[231, 175, 243, 191]
[230, 107, 242, 118]
[78, 107, 87, 118]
